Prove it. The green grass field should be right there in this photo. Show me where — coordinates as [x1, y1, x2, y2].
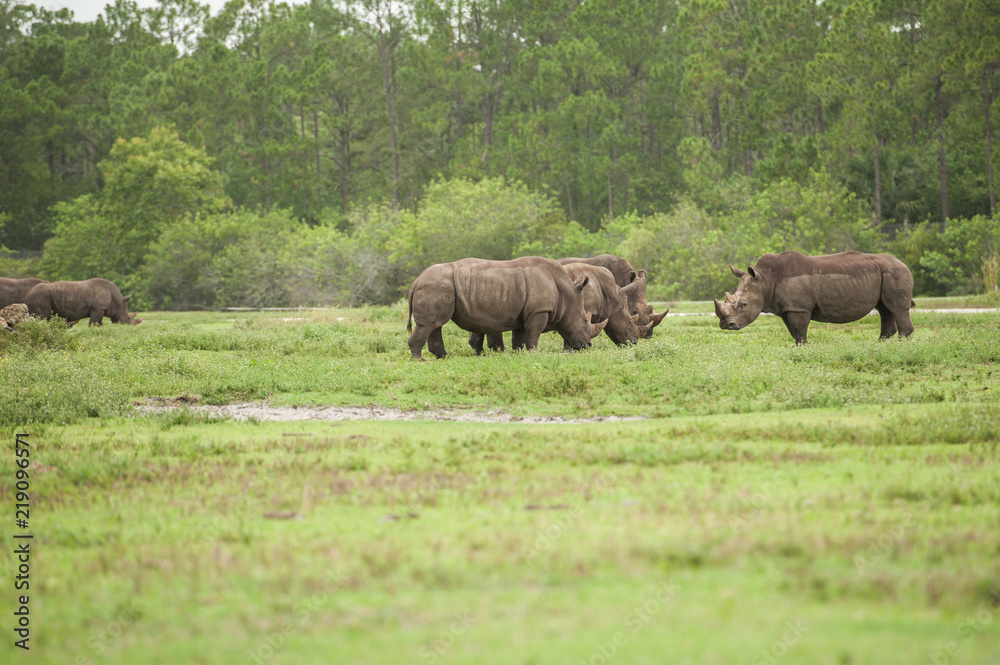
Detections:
[2, 301, 999, 664]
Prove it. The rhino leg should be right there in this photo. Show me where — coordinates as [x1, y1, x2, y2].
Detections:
[427, 327, 447, 358]
[875, 303, 898, 340]
[88, 309, 106, 326]
[780, 312, 811, 345]
[511, 328, 527, 350]
[469, 332, 506, 354]
[408, 322, 441, 361]
[487, 333, 505, 352]
[518, 312, 548, 350]
[468, 332, 485, 355]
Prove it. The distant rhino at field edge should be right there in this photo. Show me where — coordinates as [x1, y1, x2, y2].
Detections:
[407, 257, 605, 360]
[714, 250, 914, 345]
[25, 278, 143, 326]
[557, 254, 668, 337]
[0, 277, 46, 309]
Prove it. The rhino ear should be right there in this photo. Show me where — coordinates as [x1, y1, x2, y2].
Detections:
[123, 293, 133, 302]
[747, 266, 757, 279]
[574, 276, 590, 292]
[729, 265, 746, 278]
[637, 269, 647, 281]
[626, 271, 637, 284]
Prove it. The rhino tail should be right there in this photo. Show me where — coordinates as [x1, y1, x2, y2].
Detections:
[406, 289, 414, 333]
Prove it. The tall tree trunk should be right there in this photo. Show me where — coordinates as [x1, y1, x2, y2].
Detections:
[378, 29, 400, 211]
[935, 74, 949, 230]
[565, 173, 575, 222]
[985, 71, 996, 219]
[818, 98, 828, 154]
[482, 92, 494, 176]
[710, 96, 722, 150]
[314, 110, 322, 211]
[872, 114, 882, 226]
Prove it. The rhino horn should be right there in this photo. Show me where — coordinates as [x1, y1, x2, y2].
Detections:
[630, 312, 640, 324]
[131, 317, 144, 325]
[649, 309, 669, 327]
[714, 298, 728, 318]
[590, 318, 608, 338]
[729, 265, 746, 278]
[621, 280, 640, 297]
[724, 291, 737, 304]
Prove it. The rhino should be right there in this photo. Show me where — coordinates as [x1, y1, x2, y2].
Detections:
[0, 277, 46, 309]
[407, 257, 606, 360]
[25, 278, 143, 326]
[469, 263, 658, 353]
[713, 251, 915, 345]
[557, 255, 668, 337]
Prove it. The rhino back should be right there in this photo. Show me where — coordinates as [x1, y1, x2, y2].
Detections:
[450, 258, 563, 333]
[0, 277, 44, 307]
[558, 254, 635, 287]
[766, 251, 909, 323]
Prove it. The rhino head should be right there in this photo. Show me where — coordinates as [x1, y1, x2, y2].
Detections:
[560, 275, 610, 351]
[714, 264, 766, 331]
[114, 293, 143, 325]
[622, 270, 668, 338]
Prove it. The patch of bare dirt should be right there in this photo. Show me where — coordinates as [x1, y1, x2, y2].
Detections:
[135, 399, 644, 424]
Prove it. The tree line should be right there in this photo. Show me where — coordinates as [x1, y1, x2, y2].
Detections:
[0, 0, 998, 306]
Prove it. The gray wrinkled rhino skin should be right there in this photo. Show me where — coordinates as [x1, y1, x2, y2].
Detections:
[468, 263, 655, 352]
[714, 251, 915, 345]
[407, 257, 603, 360]
[557, 254, 667, 337]
[25, 278, 142, 326]
[0, 277, 46, 309]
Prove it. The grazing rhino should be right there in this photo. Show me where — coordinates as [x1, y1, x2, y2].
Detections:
[407, 257, 606, 360]
[557, 255, 668, 337]
[469, 263, 657, 353]
[0, 277, 46, 309]
[713, 251, 915, 345]
[25, 278, 143, 326]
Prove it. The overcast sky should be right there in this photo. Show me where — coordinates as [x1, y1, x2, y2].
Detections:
[40, 0, 230, 24]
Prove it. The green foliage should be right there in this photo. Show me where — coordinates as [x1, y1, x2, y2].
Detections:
[388, 177, 560, 274]
[39, 127, 228, 292]
[911, 216, 1000, 296]
[0, 316, 78, 355]
[614, 171, 877, 300]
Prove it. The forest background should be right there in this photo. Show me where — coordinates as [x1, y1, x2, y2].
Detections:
[1, 0, 998, 309]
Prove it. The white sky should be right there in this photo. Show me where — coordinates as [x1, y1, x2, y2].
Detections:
[40, 0, 231, 24]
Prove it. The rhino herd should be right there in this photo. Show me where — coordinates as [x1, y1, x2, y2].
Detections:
[407, 250, 917, 358]
[0, 277, 142, 327]
[2, 250, 917, 348]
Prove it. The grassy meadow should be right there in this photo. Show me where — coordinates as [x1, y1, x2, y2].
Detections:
[1, 300, 999, 664]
